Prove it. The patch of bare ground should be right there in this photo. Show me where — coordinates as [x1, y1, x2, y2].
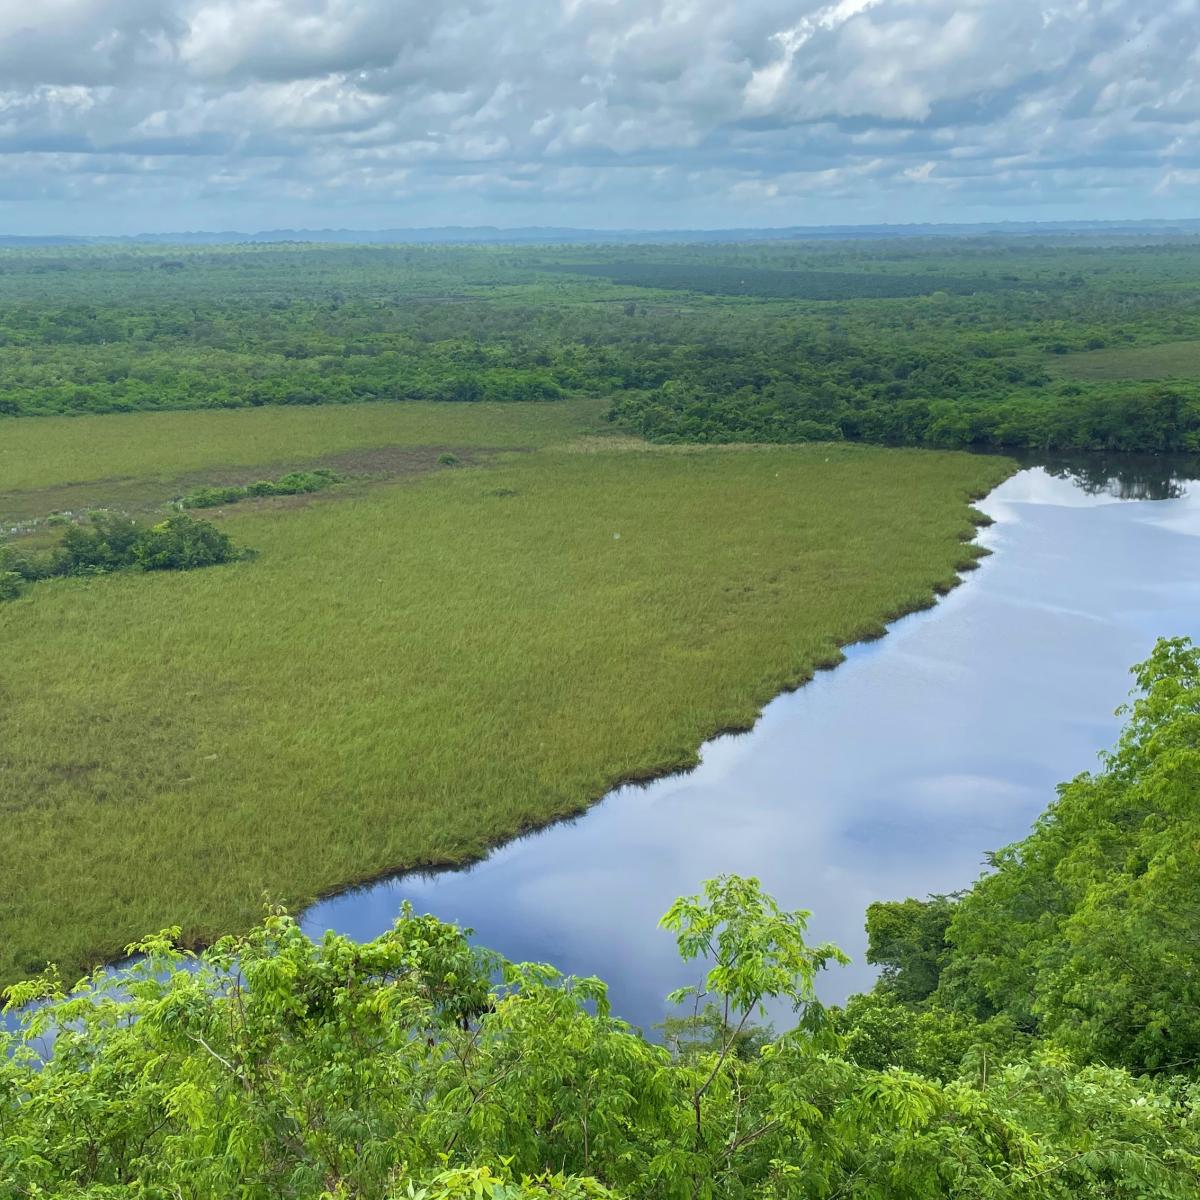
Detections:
[317, 444, 484, 476]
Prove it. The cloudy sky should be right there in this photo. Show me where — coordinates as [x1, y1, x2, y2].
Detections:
[0, 0, 1198, 234]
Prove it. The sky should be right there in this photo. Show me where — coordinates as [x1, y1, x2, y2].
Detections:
[0, 0, 1198, 235]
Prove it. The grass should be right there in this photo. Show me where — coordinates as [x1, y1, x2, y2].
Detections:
[0, 399, 610, 531]
[1054, 339, 1200, 381]
[0, 402, 1012, 987]
[0, 399, 609, 493]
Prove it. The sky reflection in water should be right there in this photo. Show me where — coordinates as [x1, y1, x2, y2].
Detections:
[301, 462, 1200, 1033]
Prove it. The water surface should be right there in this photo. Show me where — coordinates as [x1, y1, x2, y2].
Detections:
[301, 458, 1200, 1031]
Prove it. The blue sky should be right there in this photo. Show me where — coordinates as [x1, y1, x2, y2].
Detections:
[1, 0, 1198, 234]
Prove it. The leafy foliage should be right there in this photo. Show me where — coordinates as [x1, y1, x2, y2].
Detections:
[3, 875, 1198, 1198]
[935, 637, 1200, 1071]
[611, 380, 1200, 452]
[0, 510, 241, 599]
[2, 239, 1200, 451]
[833, 991, 1029, 1082]
[134, 514, 243, 571]
[178, 468, 343, 509]
[865, 894, 957, 1003]
[0, 570, 24, 601]
[859, 639, 1200, 1079]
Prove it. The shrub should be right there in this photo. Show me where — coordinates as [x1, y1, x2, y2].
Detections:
[181, 485, 245, 508]
[273, 469, 341, 492]
[179, 468, 342, 508]
[133, 514, 239, 571]
[0, 512, 243, 600]
[58, 512, 143, 572]
[0, 543, 54, 582]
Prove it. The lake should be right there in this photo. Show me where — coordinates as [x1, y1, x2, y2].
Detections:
[299, 456, 1200, 1032]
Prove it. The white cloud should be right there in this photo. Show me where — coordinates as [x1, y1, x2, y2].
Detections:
[0, 0, 1195, 231]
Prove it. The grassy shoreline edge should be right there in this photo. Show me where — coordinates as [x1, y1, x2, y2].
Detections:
[281, 479, 1008, 927]
[0, 422, 1015, 991]
[75, 464, 1011, 981]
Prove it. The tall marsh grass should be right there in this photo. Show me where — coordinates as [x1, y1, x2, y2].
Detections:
[0, 419, 1011, 987]
[0, 398, 609, 493]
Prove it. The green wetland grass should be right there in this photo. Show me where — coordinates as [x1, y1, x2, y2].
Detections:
[0, 398, 608, 494]
[0, 402, 1012, 987]
[1054, 338, 1200, 381]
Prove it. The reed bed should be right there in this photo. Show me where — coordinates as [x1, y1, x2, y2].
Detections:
[0, 406, 1011, 986]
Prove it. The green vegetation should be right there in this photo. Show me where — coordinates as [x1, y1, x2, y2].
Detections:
[868, 636, 1200, 1075]
[611, 380, 1200, 452]
[0, 512, 240, 600]
[0, 400, 1008, 987]
[178, 468, 343, 509]
[8, 645, 1200, 1200]
[545, 260, 1025, 299]
[0, 399, 606, 495]
[1054, 338, 1200, 381]
[1, 238, 1200, 450]
[5, 237, 1200, 1194]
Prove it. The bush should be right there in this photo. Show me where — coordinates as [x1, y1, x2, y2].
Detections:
[59, 511, 141, 572]
[181, 485, 245, 508]
[0, 543, 55, 582]
[273, 469, 341, 493]
[179, 468, 341, 509]
[0, 512, 243, 600]
[132, 514, 239, 571]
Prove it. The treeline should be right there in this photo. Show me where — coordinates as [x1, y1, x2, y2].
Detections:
[608, 379, 1200, 451]
[3, 640, 1199, 1196]
[0, 240, 1199, 453]
[546, 260, 1027, 299]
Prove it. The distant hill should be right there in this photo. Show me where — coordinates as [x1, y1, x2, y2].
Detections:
[2, 219, 1200, 247]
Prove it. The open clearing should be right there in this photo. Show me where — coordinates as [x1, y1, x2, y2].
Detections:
[0, 401, 1011, 986]
[0, 399, 607, 493]
[1053, 339, 1200, 382]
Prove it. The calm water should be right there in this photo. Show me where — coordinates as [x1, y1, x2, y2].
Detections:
[300, 458, 1200, 1032]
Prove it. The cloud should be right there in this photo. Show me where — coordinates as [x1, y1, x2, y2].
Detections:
[0, 0, 1196, 232]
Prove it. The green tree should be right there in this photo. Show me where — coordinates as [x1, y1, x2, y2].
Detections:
[943, 637, 1200, 1070]
[3, 878, 1199, 1198]
[865, 894, 957, 1003]
[132, 513, 238, 571]
[59, 510, 141, 571]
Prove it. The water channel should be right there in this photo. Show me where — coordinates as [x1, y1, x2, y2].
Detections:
[299, 456, 1200, 1033]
